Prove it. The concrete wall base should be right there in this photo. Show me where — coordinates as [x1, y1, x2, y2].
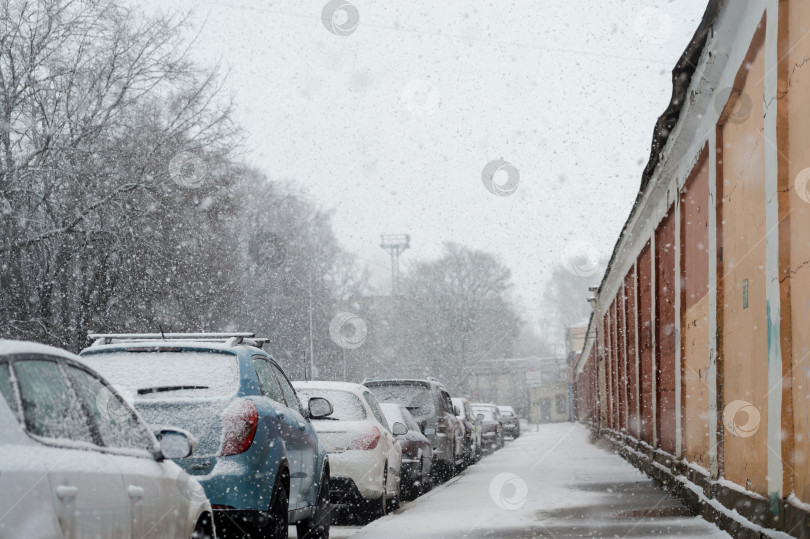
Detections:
[584, 422, 809, 538]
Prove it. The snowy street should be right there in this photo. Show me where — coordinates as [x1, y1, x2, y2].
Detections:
[338, 423, 728, 538]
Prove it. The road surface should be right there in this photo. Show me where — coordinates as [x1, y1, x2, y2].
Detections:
[316, 422, 729, 538]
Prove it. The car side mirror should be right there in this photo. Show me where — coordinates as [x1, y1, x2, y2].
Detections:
[392, 422, 408, 436]
[418, 419, 427, 433]
[156, 428, 196, 460]
[308, 397, 333, 419]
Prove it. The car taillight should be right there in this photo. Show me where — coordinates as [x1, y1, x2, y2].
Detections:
[347, 425, 381, 450]
[221, 399, 259, 456]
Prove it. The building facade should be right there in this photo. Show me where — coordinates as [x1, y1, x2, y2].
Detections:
[466, 358, 531, 417]
[573, 1, 810, 536]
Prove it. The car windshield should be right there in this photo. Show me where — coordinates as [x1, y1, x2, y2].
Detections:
[366, 383, 435, 421]
[81, 351, 240, 401]
[297, 389, 366, 421]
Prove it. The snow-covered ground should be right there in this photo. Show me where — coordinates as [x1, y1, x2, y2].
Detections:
[327, 422, 729, 538]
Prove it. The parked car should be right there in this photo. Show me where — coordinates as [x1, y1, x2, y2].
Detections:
[498, 405, 521, 438]
[452, 397, 482, 465]
[293, 381, 402, 520]
[0, 339, 215, 538]
[379, 402, 434, 498]
[81, 333, 331, 539]
[363, 377, 462, 480]
[472, 403, 504, 452]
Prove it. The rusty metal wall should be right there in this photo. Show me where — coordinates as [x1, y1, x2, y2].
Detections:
[680, 148, 711, 469]
[624, 269, 639, 438]
[604, 312, 614, 429]
[572, 0, 810, 521]
[785, 0, 810, 503]
[618, 287, 628, 432]
[637, 242, 654, 445]
[610, 298, 624, 430]
[719, 31, 769, 496]
[655, 207, 677, 455]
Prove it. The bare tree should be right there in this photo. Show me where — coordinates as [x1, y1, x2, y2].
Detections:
[355, 243, 523, 392]
[0, 0, 237, 349]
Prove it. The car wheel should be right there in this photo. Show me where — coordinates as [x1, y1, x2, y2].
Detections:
[296, 470, 330, 539]
[387, 475, 400, 512]
[422, 458, 434, 493]
[191, 512, 214, 539]
[269, 476, 289, 539]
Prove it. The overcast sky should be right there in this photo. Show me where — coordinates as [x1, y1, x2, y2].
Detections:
[141, 0, 708, 329]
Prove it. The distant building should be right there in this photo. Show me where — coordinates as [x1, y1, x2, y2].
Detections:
[526, 356, 569, 423]
[465, 358, 530, 417]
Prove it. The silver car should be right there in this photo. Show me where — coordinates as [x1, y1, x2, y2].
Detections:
[0, 340, 213, 538]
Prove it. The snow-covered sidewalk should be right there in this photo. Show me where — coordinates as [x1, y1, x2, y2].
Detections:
[353, 422, 729, 538]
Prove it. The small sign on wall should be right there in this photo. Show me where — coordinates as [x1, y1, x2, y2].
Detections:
[743, 279, 749, 309]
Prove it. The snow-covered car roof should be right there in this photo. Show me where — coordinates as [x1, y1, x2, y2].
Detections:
[363, 378, 445, 387]
[293, 380, 369, 394]
[0, 339, 79, 360]
[472, 402, 498, 409]
[80, 340, 249, 355]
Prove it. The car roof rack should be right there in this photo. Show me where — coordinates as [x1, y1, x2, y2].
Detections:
[87, 332, 270, 350]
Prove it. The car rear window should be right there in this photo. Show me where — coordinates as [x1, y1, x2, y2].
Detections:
[82, 351, 240, 401]
[474, 408, 495, 421]
[366, 382, 435, 422]
[297, 389, 366, 421]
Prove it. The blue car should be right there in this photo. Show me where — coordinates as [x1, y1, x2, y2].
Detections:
[80, 333, 332, 539]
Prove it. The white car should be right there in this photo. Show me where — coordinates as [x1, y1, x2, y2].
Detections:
[0, 340, 214, 538]
[293, 381, 403, 519]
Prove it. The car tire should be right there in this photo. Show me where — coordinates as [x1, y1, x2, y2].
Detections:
[422, 459, 434, 493]
[387, 477, 400, 512]
[269, 476, 289, 539]
[192, 512, 215, 539]
[296, 470, 331, 539]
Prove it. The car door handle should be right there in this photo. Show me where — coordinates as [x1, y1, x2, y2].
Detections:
[55, 485, 78, 500]
[127, 485, 145, 499]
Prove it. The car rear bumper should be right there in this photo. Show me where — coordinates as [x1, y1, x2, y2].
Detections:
[329, 476, 366, 507]
[328, 450, 385, 501]
[190, 454, 273, 511]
